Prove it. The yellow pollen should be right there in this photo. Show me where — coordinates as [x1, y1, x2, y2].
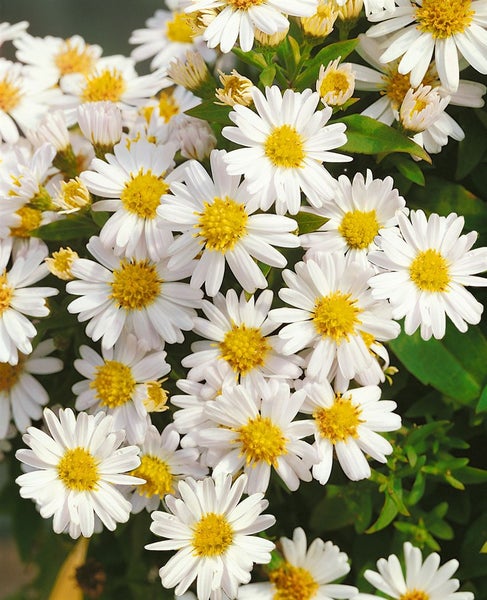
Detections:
[54, 39, 96, 76]
[360, 330, 376, 350]
[269, 563, 319, 600]
[158, 91, 180, 122]
[10, 206, 42, 238]
[165, 12, 196, 43]
[320, 70, 351, 96]
[400, 591, 429, 600]
[110, 260, 162, 310]
[60, 177, 91, 209]
[81, 69, 126, 103]
[130, 454, 173, 498]
[314, 394, 363, 444]
[264, 124, 305, 169]
[227, 0, 265, 9]
[90, 360, 136, 408]
[120, 169, 169, 219]
[57, 447, 99, 491]
[192, 513, 234, 557]
[416, 0, 474, 39]
[143, 380, 169, 412]
[382, 67, 413, 109]
[45, 247, 79, 281]
[409, 248, 450, 292]
[313, 291, 362, 342]
[0, 358, 24, 392]
[236, 415, 287, 467]
[219, 324, 270, 376]
[338, 209, 380, 249]
[0, 77, 21, 113]
[197, 196, 248, 252]
[0, 272, 13, 315]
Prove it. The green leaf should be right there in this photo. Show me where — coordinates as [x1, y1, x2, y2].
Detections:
[366, 494, 399, 534]
[294, 211, 328, 234]
[336, 115, 431, 162]
[476, 385, 487, 413]
[454, 466, 487, 484]
[259, 65, 277, 87]
[32, 215, 99, 241]
[456, 111, 487, 180]
[295, 39, 359, 90]
[389, 155, 425, 186]
[185, 101, 232, 124]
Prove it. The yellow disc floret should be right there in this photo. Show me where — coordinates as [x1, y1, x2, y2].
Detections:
[110, 260, 162, 310]
[57, 447, 99, 491]
[227, 0, 265, 8]
[45, 247, 79, 281]
[81, 69, 126, 103]
[269, 562, 319, 600]
[338, 209, 380, 249]
[192, 513, 234, 557]
[0, 78, 21, 113]
[236, 415, 287, 467]
[409, 248, 450, 292]
[400, 591, 430, 600]
[166, 12, 195, 43]
[0, 272, 13, 315]
[313, 291, 362, 341]
[416, 0, 474, 39]
[54, 39, 96, 76]
[0, 359, 24, 392]
[219, 324, 270, 375]
[158, 91, 180, 123]
[10, 206, 42, 238]
[314, 394, 363, 444]
[121, 169, 169, 219]
[130, 454, 173, 498]
[197, 196, 248, 252]
[264, 125, 305, 169]
[90, 360, 136, 408]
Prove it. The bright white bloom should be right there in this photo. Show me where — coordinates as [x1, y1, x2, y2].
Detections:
[0, 21, 28, 47]
[300, 380, 401, 484]
[316, 58, 356, 107]
[127, 424, 206, 514]
[239, 527, 358, 599]
[182, 289, 303, 385]
[363, 0, 396, 13]
[269, 253, 400, 382]
[15, 407, 143, 539]
[72, 334, 171, 444]
[399, 84, 450, 133]
[27, 110, 70, 152]
[80, 139, 180, 261]
[146, 473, 276, 600]
[0, 339, 62, 439]
[222, 86, 351, 215]
[186, 0, 318, 53]
[66, 236, 202, 350]
[197, 381, 315, 494]
[300, 169, 406, 268]
[0, 237, 58, 365]
[368, 209, 487, 340]
[158, 150, 300, 296]
[366, 0, 487, 93]
[77, 101, 123, 150]
[355, 541, 474, 600]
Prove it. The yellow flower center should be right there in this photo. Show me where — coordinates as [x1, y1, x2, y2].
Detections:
[219, 324, 270, 376]
[382, 67, 412, 109]
[120, 169, 169, 219]
[0, 77, 21, 113]
[264, 124, 305, 169]
[60, 178, 91, 209]
[227, 0, 265, 9]
[319, 70, 351, 96]
[400, 591, 429, 600]
[45, 247, 79, 281]
[409, 248, 450, 292]
[338, 209, 380, 250]
[90, 360, 136, 408]
[416, 0, 474, 39]
[143, 380, 169, 412]
[192, 513, 234, 557]
[0, 272, 13, 315]
[54, 39, 96, 76]
[110, 260, 162, 310]
[81, 69, 126, 103]
[57, 447, 99, 491]
[158, 90, 180, 123]
[236, 415, 287, 467]
[197, 196, 248, 252]
[0, 359, 24, 392]
[10, 206, 42, 238]
[130, 454, 173, 498]
[269, 563, 319, 600]
[166, 12, 195, 43]
[314, 394, 363, 444]
[313, 291, 362, 342]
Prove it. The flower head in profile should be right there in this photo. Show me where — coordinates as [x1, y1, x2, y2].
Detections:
[145, 473, 276, 600]
[15, 408, 143, 539]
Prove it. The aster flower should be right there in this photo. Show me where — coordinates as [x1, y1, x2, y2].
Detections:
[0, 338, 62, 439]
[366, 0, 487, 93]
[66, 236, 202, 351]
[222, 86, 350, 215]
[15, 407, 143, 539]
[354, 541, 474, 600]
[239, 527, 358, 599]
[158, 149, 300, 296]
[175, 116, 217, 160]
[368, 209, 487, 340]
[77, 101, 123, 157]
[146, 473, 276, 600]
[300, 380, 401, 484]
[72, 334, 171, 444]
[316, 57, 356, 108]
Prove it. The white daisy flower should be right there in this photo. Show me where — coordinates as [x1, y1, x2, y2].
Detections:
[182, 289, 303, 386]
[354, 541, 474, 600]
[399, 84, 451, 133]
[0, 237, 59, 365]
[300, 169, 406, 268]
[316, 57, 356, 108]
[158, 149, 300, 296]
[146, 473, 275, 600]
[185, 0, 318, 53]
[222, 86, 351, 215]
[80, 139, 180, 261]
[66, 235, 202, 351]
[15, 407, 143, 539]
[366, 0, 487, 93]
[127, 423, 206, 514]
[239, 527, 358, 599]
[140, 86, 201, 130]
[369, 209, 487, 340]
[197, 380, 315, 494]
[77, 101, 123, 153]
[72, 334, 171, 444]
[300, 380, 401, 484]
[0, 21, 28, 47]
[175, 116, 217, 161]
[269, 253, 400, 382]
[0, 338, 62, 439]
